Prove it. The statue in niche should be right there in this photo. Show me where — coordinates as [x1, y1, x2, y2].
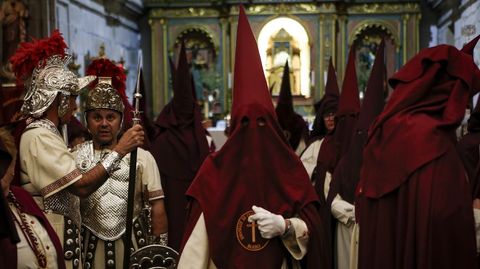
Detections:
[0, 0, 28, 82]
[266, 28, 301, 96]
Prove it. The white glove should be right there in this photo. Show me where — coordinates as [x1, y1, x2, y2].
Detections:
[331, 199, 355, 225]
[248, 205, 286, 239]
[473, 207, 480, 253]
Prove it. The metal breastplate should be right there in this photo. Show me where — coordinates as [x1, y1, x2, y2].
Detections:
[26, 119, 81, 228]
[43, 191, 81, 229]
[75, 141, 138, 240]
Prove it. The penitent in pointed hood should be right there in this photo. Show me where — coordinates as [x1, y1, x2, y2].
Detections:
[230, 8, 276, 127]
[311, 57, 340, 140]
[152, 41, 209, 180]
[276, 60, 309, 150]
[356, 39, 386, 131]
[333, 45, 361, 162]
[461, 34, 480, 55]
[332, 40, 386, 204]
[185, 5, 324, 269]
[276, 61, 294, 112]
[172, 42, 195, 118]
[337, 45, 361, 117]
[322, 57, 341, 116]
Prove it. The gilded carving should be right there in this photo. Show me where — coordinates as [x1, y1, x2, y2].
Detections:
[349, 20, 400, 48]
[150, 8, 219, 18]
[146, 1, 421, 113]
[171, 25, 219, 54]
[347, 3, 420, 14]
[230, 3, 331, 15]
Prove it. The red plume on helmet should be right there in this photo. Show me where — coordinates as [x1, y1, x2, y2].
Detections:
[10, 30, 68, 84]
[86, 58, 134, 126]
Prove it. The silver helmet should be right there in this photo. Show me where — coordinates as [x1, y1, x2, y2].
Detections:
[85, 77, 125, 114]
[21, 54, 96, 118]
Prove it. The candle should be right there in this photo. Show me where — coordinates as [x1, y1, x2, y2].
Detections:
[227, 72, 232, 89]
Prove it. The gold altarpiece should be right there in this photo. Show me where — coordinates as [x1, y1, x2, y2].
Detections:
[147, 2, 420, 117]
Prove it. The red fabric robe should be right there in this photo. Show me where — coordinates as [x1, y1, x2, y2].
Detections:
[356, 44, 480, 269]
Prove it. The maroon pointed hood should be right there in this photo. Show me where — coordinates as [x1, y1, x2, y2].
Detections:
[275, 61, 309, 150]
[357, 44, 480, 200]
[461, 34, 480, 55]
[168, 51, 197, 100]
[185, 6, 324, 268]
[230, 8, 275, 123]
[168, 55, 176, 89]
[356, 40, 386, 131]
[331, 40, 386, 204]
[152, 43, 209, 180]
[276, 61, 294, 112]
[333, 45, 361, 163]
[337, 45, 361, 116]
[461, 34, 480, 93]
[457, 34, 480, 197]
[135, 68, 156, 149]
[173, 42, 195, 118]
[310, 57, 340, 140]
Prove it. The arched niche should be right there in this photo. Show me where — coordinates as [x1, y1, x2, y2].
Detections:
[258, 17, 311, 97]
[350, 22, 397, 98]
[173, 27, 220, 109]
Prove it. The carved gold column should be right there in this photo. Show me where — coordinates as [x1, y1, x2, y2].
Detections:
[331, 15, 337, 71]
[402, 14, 409, 65]
[317, 14, 336, 97]
[338, 15, 347, 82]
[414, 13, 420, 54]
[161, 19, 169, 106]
[319, 15, 325, 97]
[220, 16, 230, 112]
[229, 17, 237, 113]
[150, 18, 162, 115]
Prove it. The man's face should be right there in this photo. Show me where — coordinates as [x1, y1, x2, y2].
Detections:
[86, 109, 122, 147]
[323, 112, 335, 132]
[60, 95, 78, 124]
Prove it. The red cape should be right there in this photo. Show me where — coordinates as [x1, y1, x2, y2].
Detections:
[356, 44, 480, 269]
[358, 45, 480, 199]
[0, 186, 65, 269]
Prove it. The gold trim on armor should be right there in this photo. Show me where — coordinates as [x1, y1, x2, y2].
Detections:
[148, 189, 165, 200]
[40, 169, 82, 197]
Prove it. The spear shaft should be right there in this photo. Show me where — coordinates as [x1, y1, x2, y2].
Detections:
[123, 53, 143, 269]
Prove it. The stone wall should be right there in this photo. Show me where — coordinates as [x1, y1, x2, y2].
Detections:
[453, 1, 480, 65]
[428, 0, 479, 65]
[55, 0, 143, 103]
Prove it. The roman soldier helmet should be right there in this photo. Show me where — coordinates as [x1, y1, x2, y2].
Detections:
[10, 30, 96, 118]
[85, 58, 133, 126]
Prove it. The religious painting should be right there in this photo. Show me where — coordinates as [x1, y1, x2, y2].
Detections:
[352, 24, 396, 100]
[174, 28, 221, 119]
